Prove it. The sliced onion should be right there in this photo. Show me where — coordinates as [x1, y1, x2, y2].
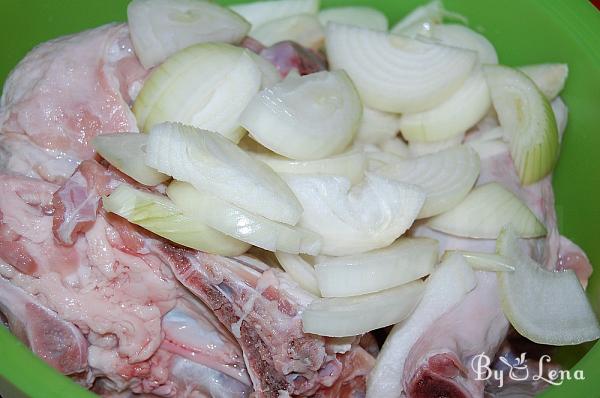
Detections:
[519, 63, 568, 100]
[127, 0, 250, 68]
[133, 43, 262, 142]
[319, 6, 388, 30]
[378, 138, 410, 158]
[103, 184, 249, 255]
[552, 96, 568, 136]
[431, 24, 498, 64]
[167, 181, 321, 255]
[231, 0, 319, 31]
[408, 133, 464, 157]
[248, 52, 281, 89]
[375, 146, 480, 218]
[355, 107, 401, 145]
[484, 65, 559, 185]
[274, 252, 320, 295]
[367, 252, 476, 397]
[302, 280, 425, 337]
[251, 14, 324, 49]
[399, 68, 491, 142]
[145, 122, 302, 225]
[444, 250, 515, 272]
[497, 226, 600, 345]
[283, 173, 425, 256]
[315, 238, 438, 297]
[428, 182, 547, 238]
[325, 23, 477, 113]
[92, 133, 169, 186]
[389, 0, 444, 36]
[240, 70, 362, 160]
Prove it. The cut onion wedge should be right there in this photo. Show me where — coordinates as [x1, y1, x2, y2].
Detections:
[103, 184, 249, 255]
[408, 133, 464, 157]
[431, 24, 498, 64]
[484, 65, 560, 185]
[133, 43, 261, 142]
[326, 23, 477, 113]
[302, 280, 425, 337]
[428, 182, 546, 238]
[375, 146, 480, 218]
[251, 14, 324, 49]
[378, 138, 410, 158]
[240, 70, 362, 160]
[315, 238, 438, 297]
[167, 181, 321, 255]
[497, 226, 600, 345]
[367, 252, 476, 397]
[92, 133, 169, 186]
[519, 63, 568, 100]
[274, 252, 320, 295]
[399, 68, 491, 142]
[231, 0, 319, 30]
[319, 6, 388, 30]
[355, 107, 401, 145]
[127, 0, 250, 68]
[552, 96, 568, 136]
[283, 173, 425, 256]
[389, 0, 444, 36]
[251, 151, 366, 184]
[145, 122, 302, 225]
[444, 250, 515, 272]
[248, 52, 281, 89]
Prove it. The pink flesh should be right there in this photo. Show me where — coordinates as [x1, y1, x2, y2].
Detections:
[254, 40, 328, 77]
[0, 276, 88, 375]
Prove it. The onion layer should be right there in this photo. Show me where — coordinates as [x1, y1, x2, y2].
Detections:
[319, 6, 388, 31]
[275, 252, 320, 295]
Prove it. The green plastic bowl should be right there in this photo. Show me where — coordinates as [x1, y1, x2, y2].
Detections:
[1, 1, 599, 397]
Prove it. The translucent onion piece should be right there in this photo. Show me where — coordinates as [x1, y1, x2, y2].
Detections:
[325, 23, 477, 113]
[283, 173, 425, 256]
[167, 181, 322, 255]
[103, 184, 249, 255]
[428, 182, 547, 239]
[484, 65, 559, 185]
[389, 0, 444, 37]
[497, 226, 600, 345]
[231, 0, 319, 31]
[248, 52, 281, 89]
[134, 43, 262, 142]
[367, 252, 476, 397]
[302, 280, 425, 337]
[399, 68, 491, 142]
[240, 70, 362, 160]
[145, 122, 302, 225]
[319, 6, 388, 31]
[92, 133, 169, 186]
[519, 63, 568, 100]
[431, 24, 498, 64]
[315, 238, 438, 297]
[252, 14, 324, 49]
[355, 107, 401, 145]
[444, 250, 515, 272]
[127, 0, 250, 68]
[375, 146, 480, 218]
[552, 97, 568, 136]
[378, 138, 410, 158]
[408, 133, 464, 157]
[274, 252, 320, 295]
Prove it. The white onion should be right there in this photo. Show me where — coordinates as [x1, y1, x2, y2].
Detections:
[431, 24, 498, 64]
[283, 173, 425, 256]
[240, 70, 362, 160]
[274, 252, 320, 295]
[145, 122, 302, 225]
[319, 6, 388, 30]
[519, 63, 568, 100]
[302, 280, 425, 337]
[103, 184, 249, 255]
[133, 43, 262, 142]
[251, 14, 324, 49]
[231, 0, 319, 31]
[389, 0, 444, 37]
[552, 96, 568, 136]
[127, 0, 250, 68]
[167, 181, 321, 255]
[315, 238, 438, 297]
[375, 146, 480, 218]
[444, 250, 515, 272]
[408, 133, 464, 157]
[92, 133, 169, 186]
[378, 138, 410, 158]
[325, 23, 477, 113]
[355, 107, 401, 145]
[248, 52, 281, 89]
[428, 182, 547, 238]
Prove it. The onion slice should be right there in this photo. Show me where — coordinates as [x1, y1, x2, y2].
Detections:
[389, 0, 445, 36]
[355, 107, 401, 145]
[145, 122, 302, 225]
[428, 182, 547, 239]
[444, 250, 515, 272]
[519, 63, 568, 100]
[167, 181, 322, 255]
[301, 280, 425, 337]
[319, 6, 388, 30]
[431, 24, 498, 64]
[251, 14, 324, 49]
[231, 0, 319, 31]
[375, 146, 480, 218]
[240, 70, 362, 160]
[92, 133, 169, 186]
[315, 238, 438, 297]
[497, 226, 600, 345]
[103, 184, 249, 255]
[274, 252, 320, 295]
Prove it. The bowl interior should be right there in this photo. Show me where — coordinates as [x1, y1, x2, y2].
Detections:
[1, 1, 599, 397]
